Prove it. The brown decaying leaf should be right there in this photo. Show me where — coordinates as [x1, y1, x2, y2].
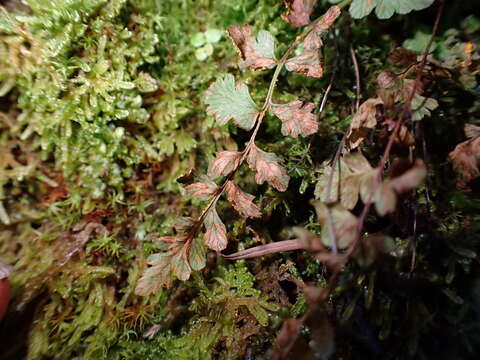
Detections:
[313, 5, 341, 31]
[315, 151, 375, 210]
[227, 25, 276, 70]
[174, 217, 197, 233]
[135, 238, 185, 296]
[394, 125, 415, 146]
[272, 308, 334, 360]
[247, 144, 290, 192]
[257, 261, 302, 307]
[271, 100, 318, 138]
[374, 159, 427, 216]
[388, 159, 427, 193]
[377, 70, 397, 89]
[464, 124, 480, 139]
[347, 98, 383, 148]
[282, 6, 340, 79]
[171, 244, 191, 281]
[285, 51, 323, 78]
[311, 201, 358, 249]
[135, 232, 208, 296]
[374, 182, 398, 216]
[184, 178, 218, 200]
[225, 181, 262, 218]
[388, 47, 418, 67]
[208, 150, 242, 178]
[281, 0, 318, 27]
[204, 207, 228, 251]
[303, 5, 341, 50]
[271, 318, 302, 359]
[449, 124, 480, 190]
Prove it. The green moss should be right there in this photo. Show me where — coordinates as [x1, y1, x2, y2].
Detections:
[0, 0, 479, 359]
[106, 263, 278, 360]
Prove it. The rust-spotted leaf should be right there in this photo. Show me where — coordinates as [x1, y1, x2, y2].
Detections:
[247, 144, 290, 192]
[205, 74, 259, 130]
[285, 51, 323, 78]
[208, 150, 242, 178]
[189, 238, 206, 271]
[271, 100, 318, 138]
[170, 244, 191, 281]
[227, 25, 277, 70]
[204, 207, 228, 251]
[304, 6, 341, 50]
[225, 181, 262, 218]
[135, 237, 187, 296]
[281, 0, 317, 27]
[185, 177, 218, 200]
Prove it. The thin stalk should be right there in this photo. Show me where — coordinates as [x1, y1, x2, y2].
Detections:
[350, 46, 361, 112]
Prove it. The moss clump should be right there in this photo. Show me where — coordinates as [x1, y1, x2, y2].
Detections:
[0, 1, 286, 359]
[1, 0, 162, 202]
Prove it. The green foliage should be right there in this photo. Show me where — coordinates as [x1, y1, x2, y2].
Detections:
[107, 263, 278, 360]
[0, 0, 480, 359]
[205, 74, 259, 130]
[333, 0, 435, 19]
[1, 0, 161, 201]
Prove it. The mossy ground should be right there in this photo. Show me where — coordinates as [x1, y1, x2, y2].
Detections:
[0, 0, 480, 359]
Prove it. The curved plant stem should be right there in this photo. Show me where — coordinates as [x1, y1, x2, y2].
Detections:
[223, 239, 305, 260]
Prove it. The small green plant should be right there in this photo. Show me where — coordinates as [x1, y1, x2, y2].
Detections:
[330, 0, 435, 19]
[135, 5, 342, 296]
